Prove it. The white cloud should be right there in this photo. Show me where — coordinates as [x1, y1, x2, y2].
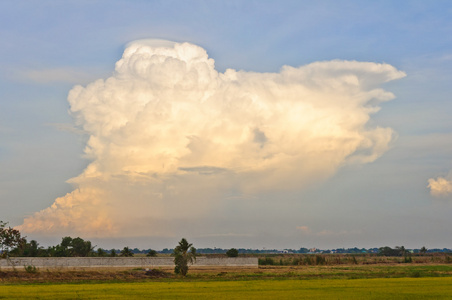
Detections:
[428, 175, 452, 197]
[18, 40, 405, 237]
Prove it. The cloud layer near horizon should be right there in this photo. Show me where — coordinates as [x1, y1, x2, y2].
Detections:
[19, 40, 405, 237]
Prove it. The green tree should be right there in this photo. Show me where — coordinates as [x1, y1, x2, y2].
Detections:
[109, 249, 117, 257]
[0, 221, 26, 258]
[18, 240, 45, 257]
[120, 246, 134, 257]
[53, 237, 73, 257]
[97, 248, 107, 257]
[396, 246, 406, 257]
[147, 249, 158, 257]
[378, 246, 402, 256]
[226, 248, 239, 257]
[51, 236, 93, 257]
[420, 246, 428, 255]
[71, 237, 93, 257]
[26, 240, 40, 257]
[173, 238, 196, 276]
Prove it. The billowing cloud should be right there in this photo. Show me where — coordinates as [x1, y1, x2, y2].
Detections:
[19, 39, 405, 237]
[428, 174, 452, 197]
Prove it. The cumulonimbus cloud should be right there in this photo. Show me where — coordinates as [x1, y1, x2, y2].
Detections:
[19, 39, 405, 237]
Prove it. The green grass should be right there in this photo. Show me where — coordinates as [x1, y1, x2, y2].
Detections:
[2, 277, 452, 299]
[188, 265, 452, 281]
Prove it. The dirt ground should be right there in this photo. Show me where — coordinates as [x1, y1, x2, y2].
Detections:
[0, 266, 262, 283]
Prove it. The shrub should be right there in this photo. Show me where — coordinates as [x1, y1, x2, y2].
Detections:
[412, 271, 421, 278]
[304, 255, 313, 265]
[315, 255, 326, 265]
[24, 265, 38, 274]
[145, 269, 169, 277]
[258, 257, 275, 265]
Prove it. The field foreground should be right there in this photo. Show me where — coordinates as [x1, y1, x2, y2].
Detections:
[2, 264, 452, 283]
[1, 277, 452, 299]
[2, 264, 452, 299]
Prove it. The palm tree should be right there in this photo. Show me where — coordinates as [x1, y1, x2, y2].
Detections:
[173, 238, 196, 276]
[120, 246, 134, 257]
[396, 246, 406, 256]
[420, 246, 427, 255]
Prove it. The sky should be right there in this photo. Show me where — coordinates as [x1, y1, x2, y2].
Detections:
[1, 0, 452, 250]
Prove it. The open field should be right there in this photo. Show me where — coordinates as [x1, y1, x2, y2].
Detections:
[1, 277, 452, 299]
[2, 264, 452, 283]
[3, 262, 452, 298]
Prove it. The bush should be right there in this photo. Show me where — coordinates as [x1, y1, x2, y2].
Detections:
[316, 255, 326, 265]
[304, 255, 313, 265]
[258, 257, 275, 265]
[412, 271, 421, 278]
[24, 265, 38, 274]
[145, 269, 169, 277]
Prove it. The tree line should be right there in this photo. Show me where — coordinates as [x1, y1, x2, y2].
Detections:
[0, 221, 443, 260]
[0, 221, 145, 258]
[1, 220, 449, 276]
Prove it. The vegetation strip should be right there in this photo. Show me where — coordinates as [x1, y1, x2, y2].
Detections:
[2, 264, 452, 284]
[1, 277, 452, 299]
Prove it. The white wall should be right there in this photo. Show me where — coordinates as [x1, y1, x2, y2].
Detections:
[0, 257, 258, 269]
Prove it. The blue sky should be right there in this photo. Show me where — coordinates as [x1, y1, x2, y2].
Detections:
[1, 1, 452, 250]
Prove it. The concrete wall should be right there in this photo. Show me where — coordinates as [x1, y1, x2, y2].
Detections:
[0, 257, 258, 269]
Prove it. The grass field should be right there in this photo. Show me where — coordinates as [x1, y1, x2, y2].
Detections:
[1, 277, 452, 299]
[3, 264, 452, 283]
[2, 262, 452, 298]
